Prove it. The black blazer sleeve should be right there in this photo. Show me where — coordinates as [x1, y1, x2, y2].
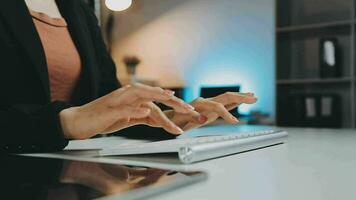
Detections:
[0, 3, 74, 153]
[0, 102, 70, 153]
[0, 1, 118, 153]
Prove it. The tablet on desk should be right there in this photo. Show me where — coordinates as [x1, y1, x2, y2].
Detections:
[0, 155, 207, 200]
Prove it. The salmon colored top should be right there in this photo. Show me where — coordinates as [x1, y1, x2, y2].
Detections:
[30, 10, 81, 102]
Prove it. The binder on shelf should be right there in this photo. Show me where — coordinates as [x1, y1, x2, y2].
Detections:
[319, 38, 341, 78]
[302, 94, 319, 127]
[278, 93, 342, 128]
[319, 94, 342, 127]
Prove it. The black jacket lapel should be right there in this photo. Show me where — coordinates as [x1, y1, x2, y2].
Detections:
[0, 0, 50, 100]
[56, 0, 99, 100]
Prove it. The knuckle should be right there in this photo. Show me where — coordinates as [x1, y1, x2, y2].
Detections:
[129, 88, 141, 98]
[225, 92, 238, 101]
[131, 83, 141, 89]
[126, 85, 135, 92]
[154, 87, 164, 92]
[144, 102, 154, 109]
[211, 102, 219, 109]
[151, 103, 160, 109]
[192, 97, 204, 104]
[218, 103, 225, 110]
[170, 96, 183, 104]
[213, 102, 225, 110]
[177, 98, 185, 105]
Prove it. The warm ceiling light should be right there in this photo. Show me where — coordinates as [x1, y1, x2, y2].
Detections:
[105, 0, 132, 11]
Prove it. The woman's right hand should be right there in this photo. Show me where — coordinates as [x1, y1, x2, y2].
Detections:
[59, 84, 200, 140]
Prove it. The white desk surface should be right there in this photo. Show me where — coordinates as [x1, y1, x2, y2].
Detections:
[26, 125, 356, 200]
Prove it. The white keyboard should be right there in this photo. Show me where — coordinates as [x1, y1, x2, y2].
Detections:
[100, 130, 288, 164]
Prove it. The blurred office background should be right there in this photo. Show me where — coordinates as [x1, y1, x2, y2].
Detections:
[86, 0, 356, 129]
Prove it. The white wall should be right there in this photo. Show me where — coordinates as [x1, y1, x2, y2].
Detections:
[106, 0, 275, 116]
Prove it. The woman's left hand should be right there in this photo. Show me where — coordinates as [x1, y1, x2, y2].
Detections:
[165, 92, 257, 131]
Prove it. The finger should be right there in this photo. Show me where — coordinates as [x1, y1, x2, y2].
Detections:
[120, 84, 174, 103]
[101, 107, 151, 134]
[132, 96, 196, 114]
[170, 111, 208, 126]
[147, 103, 184, 135]
[122, 84, 194, 113]
[197, 100, 239, 124]
[158, 98, 196, 114]
[225, 103, 239, 111]
[211, 102, 239, 124]
[213, 92, 257, 105]
[182, 111, 219, 131]
[119, 106, 151, 119]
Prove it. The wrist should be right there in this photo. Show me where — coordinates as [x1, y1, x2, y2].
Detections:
[59, 107, 79, 139]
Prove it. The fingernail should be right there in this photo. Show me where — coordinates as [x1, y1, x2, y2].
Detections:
[175, 126, 184, 133]
[231, 116, 239, 123]
[199, 115, 208, 124]
[164, 90, 175, 96]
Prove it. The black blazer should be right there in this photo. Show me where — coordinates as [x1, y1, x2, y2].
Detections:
[0, 0, 122, 152]
[0, 0, 173, 153]
[0, 0, 123, 153]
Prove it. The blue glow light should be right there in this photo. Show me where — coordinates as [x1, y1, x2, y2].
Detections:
[182, 0, 275, 117]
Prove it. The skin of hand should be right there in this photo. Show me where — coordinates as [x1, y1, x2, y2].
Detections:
[59, 83, 201, 140]
[164, 92, 258, 131]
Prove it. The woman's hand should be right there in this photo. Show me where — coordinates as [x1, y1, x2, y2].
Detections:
[59, 84, 200, 140]
[100, 101, 201, 136]
[165, 92, 257, 131]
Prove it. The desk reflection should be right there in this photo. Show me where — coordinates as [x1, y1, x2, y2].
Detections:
[0, 155, 180, 200]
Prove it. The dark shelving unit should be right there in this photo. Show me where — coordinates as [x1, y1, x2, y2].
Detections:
[277, 77, 353, 85]
[276, 0, 356, 128]
[277, 20, 354, 33]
